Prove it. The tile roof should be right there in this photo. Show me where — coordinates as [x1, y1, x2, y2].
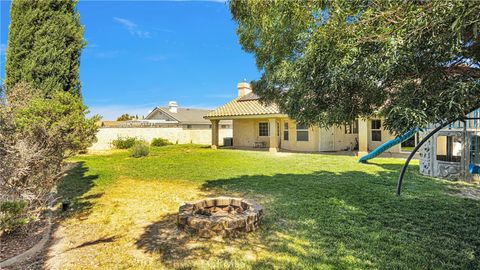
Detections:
[204, 93, 283, 118]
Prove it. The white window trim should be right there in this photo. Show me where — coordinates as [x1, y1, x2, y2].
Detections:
[258, 122, 270, 137]
[345, 120, 359, 134]
[371, 119, 382, 142]
[296, 124, 309, 142]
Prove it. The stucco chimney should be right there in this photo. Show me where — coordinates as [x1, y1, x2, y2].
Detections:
[237, 82, 252, 97]
[168, 101, 178, 113]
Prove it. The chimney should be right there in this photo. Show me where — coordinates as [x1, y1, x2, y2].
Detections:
[168, 101, 178, 113]
[237, 81, 252, 97]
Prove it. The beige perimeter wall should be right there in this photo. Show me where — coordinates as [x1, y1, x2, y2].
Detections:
[90, 127, 232, 150]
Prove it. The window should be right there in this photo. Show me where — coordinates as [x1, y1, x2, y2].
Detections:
[221, 125, 228, 129]
[371, 131, 382, 141]
[296, 124, 309, 141]
[371, 120, 381, 129]
[371, 120, 382, 141]
[283, 122, 289, 141]
[344, 120, 359, 134]
[187, 124, 192, 129]
[258, 122, 269, 136]
[345, 124, 351, 134]
[436, 135, 462, 162]
[372, 131, 382, 141]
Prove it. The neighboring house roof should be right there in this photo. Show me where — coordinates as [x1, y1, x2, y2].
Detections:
[204, 93, 283, 119]
[146, 107, 232, 125]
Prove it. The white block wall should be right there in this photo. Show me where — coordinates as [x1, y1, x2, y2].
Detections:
[89, 127, 232, 150]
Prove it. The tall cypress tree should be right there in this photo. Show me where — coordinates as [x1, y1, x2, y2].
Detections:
[5, 0, 85, 96]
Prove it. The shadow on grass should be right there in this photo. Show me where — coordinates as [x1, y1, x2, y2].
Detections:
[136, 163, 480, 269]
[33, 162, 101, 269]
[136, 214, 215, 264]
[67, 235, 120, 252]
[56, 161, 101, 218]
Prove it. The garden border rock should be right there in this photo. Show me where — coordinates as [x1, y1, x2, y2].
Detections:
[0, 200, 54, 268]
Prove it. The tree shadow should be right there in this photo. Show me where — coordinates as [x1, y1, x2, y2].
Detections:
[31, 162, 101, 269]
[135, 214, 214, 265]
[136, 163, 480, 269]
[55, 161, 101, 218]
[136, 213, 272, 269]
[67, 235, 120, 252]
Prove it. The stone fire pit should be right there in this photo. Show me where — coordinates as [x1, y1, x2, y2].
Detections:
[177, 197, 263, 238]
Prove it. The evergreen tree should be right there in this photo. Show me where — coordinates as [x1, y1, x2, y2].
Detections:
[5, 0, 85, 95]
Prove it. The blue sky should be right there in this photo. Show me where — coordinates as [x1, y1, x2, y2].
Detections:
[0, 0, 260, 119]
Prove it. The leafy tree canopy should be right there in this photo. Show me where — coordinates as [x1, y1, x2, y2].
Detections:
[5, 0, 85, 96]
[116, 114, 135, 121]
[230, 0, 480, 134]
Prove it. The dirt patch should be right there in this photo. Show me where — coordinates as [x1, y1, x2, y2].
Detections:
[0, 214, 49, 261]
[450, 186, 480, 200]
[43, 178, 203, 269]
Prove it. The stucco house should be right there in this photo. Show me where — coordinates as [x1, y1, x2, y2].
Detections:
[205, 82, 414, 155]
[90, 102, 232, 150]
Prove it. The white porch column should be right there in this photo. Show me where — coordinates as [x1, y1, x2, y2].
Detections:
[269, 118, 278, 153]
[358, 119, 369, 156]
[211, 119, 219, 149]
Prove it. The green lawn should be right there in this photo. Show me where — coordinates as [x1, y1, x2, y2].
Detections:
[50, 145, 480, 269]
[401, 146, 415, 152]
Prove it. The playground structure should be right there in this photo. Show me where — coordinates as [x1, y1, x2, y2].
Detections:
[417, 111, 480, 182]
[357, 109, 480, 195]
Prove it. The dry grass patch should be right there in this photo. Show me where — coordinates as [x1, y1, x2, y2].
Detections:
[46, 179, 202, 269]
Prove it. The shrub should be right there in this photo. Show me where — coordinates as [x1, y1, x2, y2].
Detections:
[130, 141, 149, 158]
[0, 200, 29, 234]
[112, 137, 138, 149]
[151, 137, 172, 147]
[0, 83, 99, 203]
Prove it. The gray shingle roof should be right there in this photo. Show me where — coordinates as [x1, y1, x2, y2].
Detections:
[148, 107, 232, 125]
[158, 107, 211, 124]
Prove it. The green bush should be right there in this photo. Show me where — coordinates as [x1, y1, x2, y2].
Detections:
[112, 137, 139, 149]
[130, 141, 150, 158]
[0, 200, 29, 234]
[1, 84, 100, 203]
[151, 137, 172, 147]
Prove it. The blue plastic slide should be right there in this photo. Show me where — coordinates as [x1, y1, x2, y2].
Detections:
[359, 128, 419, 163]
